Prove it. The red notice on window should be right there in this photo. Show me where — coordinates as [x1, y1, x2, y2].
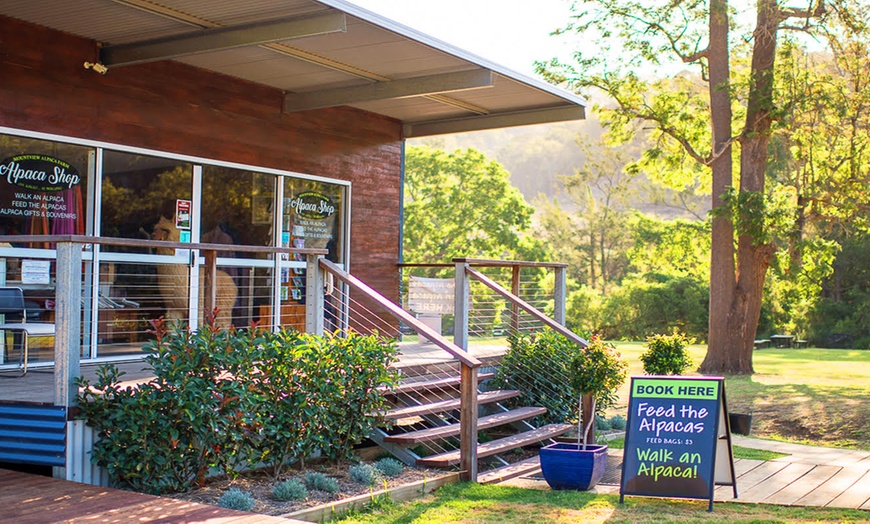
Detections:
[176, 199, 191, 230]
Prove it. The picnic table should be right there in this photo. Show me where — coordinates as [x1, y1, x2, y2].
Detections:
[753, 338, 771, 349]
[770, 334, 795, 348]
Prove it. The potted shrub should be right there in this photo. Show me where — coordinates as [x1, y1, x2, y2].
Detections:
[539, 336, 627, 490]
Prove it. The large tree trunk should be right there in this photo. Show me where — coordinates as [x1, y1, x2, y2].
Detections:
[702, 0, 780, 374]
[703, 0, 742, 373]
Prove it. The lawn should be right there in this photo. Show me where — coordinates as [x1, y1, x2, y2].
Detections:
[331, 343, 870, 523]
[610, 343, 870, 450]
[334, 482, 870, 523]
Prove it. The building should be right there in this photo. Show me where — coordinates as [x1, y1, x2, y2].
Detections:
[0, 0, 584, 477]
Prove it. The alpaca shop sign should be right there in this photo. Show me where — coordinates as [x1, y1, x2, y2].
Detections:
[289, 191, 335, 219]
[1, 155, 81, 191]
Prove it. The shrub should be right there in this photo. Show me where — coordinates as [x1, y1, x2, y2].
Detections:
[595, 414, 611, 431]
[76, 319, 399, 493]
[641, 331, 694, 375]
[75, 319, 265, 494]
[349, 464, 382, 486]
[374, 457, 405, 478]
[490, 328, 591, 425]
[598, 274, 708, 341]
[609, 415, 627, 430]
[217, 488, 255, 511]
[305, 472, 340, 493]
[272, 479, 308, 501]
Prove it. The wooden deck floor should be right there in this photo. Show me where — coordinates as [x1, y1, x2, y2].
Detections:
[0, 340, 510, 404]
[506, 437, 870, 511]
[0, 468, 303, 523]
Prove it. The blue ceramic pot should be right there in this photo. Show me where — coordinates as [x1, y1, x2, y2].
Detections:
[539, 442, 608, 490]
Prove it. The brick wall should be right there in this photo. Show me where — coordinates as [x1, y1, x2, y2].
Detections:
[0, 15, 402, 302]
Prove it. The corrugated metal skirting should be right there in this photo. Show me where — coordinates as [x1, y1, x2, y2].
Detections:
[0, 403, 66, 467]
[65, 419, 108, 486]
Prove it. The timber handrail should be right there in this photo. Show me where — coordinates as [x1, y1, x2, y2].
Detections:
[0, 234, 328, 257]
[465, 266, 588, 348]
[400, 259, 568, 269]
[319, 258, 481, 369]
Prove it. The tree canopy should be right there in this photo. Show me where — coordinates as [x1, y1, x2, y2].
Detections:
[537, 0, 870, 374]
[403, 146, 538, 264]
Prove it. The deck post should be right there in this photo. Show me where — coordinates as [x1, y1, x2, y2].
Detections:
[453, 260, 469, 351]
[54, 241, 82, 480]
[454, 260, 477, 481]
[55, 241, 82, 408]
[459, 362, 478, 482]
[510, 265, 521, 334]
[202, 249, 217, 321]
[554, 266, 567, 325]
[305, 254, 324, 335]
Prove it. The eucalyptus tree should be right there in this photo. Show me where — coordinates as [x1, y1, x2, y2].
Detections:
[539, 0, 867, 374]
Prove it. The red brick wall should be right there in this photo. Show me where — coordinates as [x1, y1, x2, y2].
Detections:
[0, 16, 402, 301]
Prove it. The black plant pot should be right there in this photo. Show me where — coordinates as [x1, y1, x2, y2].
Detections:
[729, 413, 752, 436]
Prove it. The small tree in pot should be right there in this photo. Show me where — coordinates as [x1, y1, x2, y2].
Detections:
[571, 336, 628, 448]
[540, 335, 627, 490]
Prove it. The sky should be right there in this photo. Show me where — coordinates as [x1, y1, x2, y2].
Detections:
[345, 0, 577, 78]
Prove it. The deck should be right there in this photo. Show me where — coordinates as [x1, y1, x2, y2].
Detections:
[0, 468, 302, 523]
[570, 436, 870, 510]
[0, 340, 509, 405]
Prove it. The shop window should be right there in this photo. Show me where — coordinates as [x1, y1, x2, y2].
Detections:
[0, 135, 91, 249]
[282, 178, 345, 263]
[97, 151, 194, 356]
[0, 135, 92, 366]
[201, 166, 277, 328]
[272, 178, 346, 331]
[100, 151, 193, 246]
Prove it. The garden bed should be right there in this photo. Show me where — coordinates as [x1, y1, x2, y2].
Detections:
[170, 461, 454, 519]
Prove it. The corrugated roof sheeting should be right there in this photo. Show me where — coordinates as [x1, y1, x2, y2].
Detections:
[0, 0, 585, 136]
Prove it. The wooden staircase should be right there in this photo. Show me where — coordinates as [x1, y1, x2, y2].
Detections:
[371, 372, 572, 483]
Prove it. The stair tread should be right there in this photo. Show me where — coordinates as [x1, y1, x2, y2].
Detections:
[383, 406, 547, 445]
[479, 455, 541, 484]
[383, 373, 495, 396]
[416, 423, 573, 467]
[383, 390, 519, 420]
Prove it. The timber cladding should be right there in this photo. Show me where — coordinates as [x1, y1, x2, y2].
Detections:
[0, 15, 403, 302]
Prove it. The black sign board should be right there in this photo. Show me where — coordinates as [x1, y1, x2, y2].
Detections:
[619, 376, 737, 511]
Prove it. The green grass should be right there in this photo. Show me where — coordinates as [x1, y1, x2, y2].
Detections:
[610, 343, 870, 450]
[334, 482, 870, 523]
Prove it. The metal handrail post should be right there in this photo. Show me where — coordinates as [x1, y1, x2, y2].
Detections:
[55, 241, 83, 407]
[554, 266, 567, 326]
[305, 253, 325, 335]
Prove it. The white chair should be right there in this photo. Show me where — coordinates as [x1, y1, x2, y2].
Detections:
[0, 287, 55, 375]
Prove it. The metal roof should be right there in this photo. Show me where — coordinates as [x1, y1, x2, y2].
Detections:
[0, 0, 585, 137]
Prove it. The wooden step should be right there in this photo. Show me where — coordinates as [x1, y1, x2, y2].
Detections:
[479, 455, 542, 484]
[416, 423, 573, 467]
[382, 390, 519, 421]
[382, 373, 495, 396]
[383, 406, 547, 446]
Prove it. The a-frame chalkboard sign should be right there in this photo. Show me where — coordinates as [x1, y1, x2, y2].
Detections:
[619, 376, 737, 511]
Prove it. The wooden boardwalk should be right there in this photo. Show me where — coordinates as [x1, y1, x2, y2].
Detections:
[0, 469, 302, 523]
[506, 437, 870, 511]
[710, 437, 870, 509]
